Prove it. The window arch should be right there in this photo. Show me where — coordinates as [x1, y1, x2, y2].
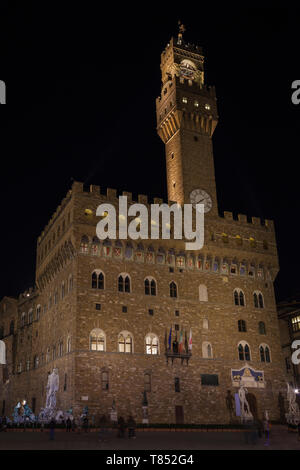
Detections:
[91, 236, 100, 255]
[254, 291, 264, 308]
[144, 277, 157, 296]
[80, 235, 89, 253]
[90, 328, 106, 351]
[238, 341, 251, 361]
[9, 320, 14, 336]
[169, 281, 178, 298]
[199, 284, 208, 302]
[118, 273, 131, 293]
[68, 274, 73, 293]
[118, 331, 133, 353]
[258, 321, 266, 335]
[36, 305, 41, 321]
[61, 282, 65, 300]
[92, 270, 105, 290]
[28, 309, 33, 324]
[238, 320, 247, 332]
[67, 336, 71, 353]
[259, 344, 271, 363]
[34, 355, 39, 369]
[145, 333, 159, 355]
[144, 372, 151, 392]
[0, 340, 5, 364]
[202, 341, 213, 358]
[101, 369, 109, 390]
[234, 289, 245, 306]
[21, 312, 26, 327]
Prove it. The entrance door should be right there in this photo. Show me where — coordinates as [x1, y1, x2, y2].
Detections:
[175, 405, 184, 424]
[246, 393, 258, 419]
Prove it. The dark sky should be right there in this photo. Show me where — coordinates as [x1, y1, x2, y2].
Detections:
[0, 6, 299, 302]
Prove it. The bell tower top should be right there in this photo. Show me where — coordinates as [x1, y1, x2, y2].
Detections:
[160, 35, 205, 88]
[156, 31, 219, 215]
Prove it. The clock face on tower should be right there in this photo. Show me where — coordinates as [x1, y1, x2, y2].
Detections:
[189, 189, 212, 213]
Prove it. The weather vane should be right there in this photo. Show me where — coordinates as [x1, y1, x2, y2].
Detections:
[178, 21, 186, 44]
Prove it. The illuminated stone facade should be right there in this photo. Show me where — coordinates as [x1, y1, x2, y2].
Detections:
[0, 35, 288, 424]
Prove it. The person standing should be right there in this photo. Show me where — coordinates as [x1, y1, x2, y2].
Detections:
[66, 417, 72, 432]
[127, 415, 136, 439]
[49, 419, 55, 441]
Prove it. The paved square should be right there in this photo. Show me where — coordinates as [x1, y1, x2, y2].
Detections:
[0, 425, 299, 450]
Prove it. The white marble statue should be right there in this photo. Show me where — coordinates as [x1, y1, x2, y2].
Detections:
[287, 383, 299, 415]
[238, 385, 253, 421]
[45, 368, 59, 410]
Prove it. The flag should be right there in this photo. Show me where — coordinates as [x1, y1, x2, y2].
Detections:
[188, 328, 192, 351]
[168, 326, 172, 350]
[178, 329, 184, 353]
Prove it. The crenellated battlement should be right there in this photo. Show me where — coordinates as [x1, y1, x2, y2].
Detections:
[156, 76, 216, 105]
[222, 210, 274, 231]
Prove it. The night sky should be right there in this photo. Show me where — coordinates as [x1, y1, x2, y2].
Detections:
[0, 7, 299, 302]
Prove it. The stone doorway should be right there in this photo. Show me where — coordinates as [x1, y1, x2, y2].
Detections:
[175, 405, 184, 424]
[246, 392, 258, 419]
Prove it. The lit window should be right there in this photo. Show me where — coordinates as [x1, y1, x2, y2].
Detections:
[118, 332, 133, 353]
[205, 103, 211, 110]
[90, 329, 106, 351]
[291, 316, 300, 332]
[145, 334, 159, 355]
[182, 97, 188, 104]
[194, 100, 199, 107]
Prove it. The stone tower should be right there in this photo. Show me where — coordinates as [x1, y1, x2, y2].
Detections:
[156, 34, 218, 216]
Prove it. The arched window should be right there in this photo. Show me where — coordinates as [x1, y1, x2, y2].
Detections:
[199, 284, 208, 302]
[61, 282, 65, 300]
[80, 235, 89, 253]
[46, 347, 50, 363]
[28, 309, 33, 324]
[101, 370, 109, 390]
[144, 277, 157, 296]
[118, 331, 133, 353]
[0, 340, 5, 364]
[90, 329, 106, 351]
[202, 341, 213, 358]
[238, 320, 247, 332]
[170, 281, 178, 298]
[118, 274, 131, 293]
[34, 355, 39, 369]
[36, 305, 41, 321]
[258, 321, 266, 335]
[254, 291, 264, 308]
[91, 236, 100, 255]
[68, 275, 73, 293]
[203, 318, 209, 330]
[238, 342, 251, 361]
[144, 373, 151, 392]
[67, 336, 71, 353]
[59, 341, 63, 357]
[52, 345, 56, 360]
[234, 289, 245, 306]
[145, 334, 159, 355]
[92, 271, 105, 290]
[258, 293, 264, 308]
[259, 344, 271, 363]
[21, 312, 26, 327]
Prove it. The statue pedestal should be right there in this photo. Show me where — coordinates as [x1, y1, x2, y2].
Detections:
[285, 412, 300, 426]
[241, 416, 254, 424]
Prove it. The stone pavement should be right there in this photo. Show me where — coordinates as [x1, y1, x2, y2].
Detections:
[0, 425, 299, 450]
